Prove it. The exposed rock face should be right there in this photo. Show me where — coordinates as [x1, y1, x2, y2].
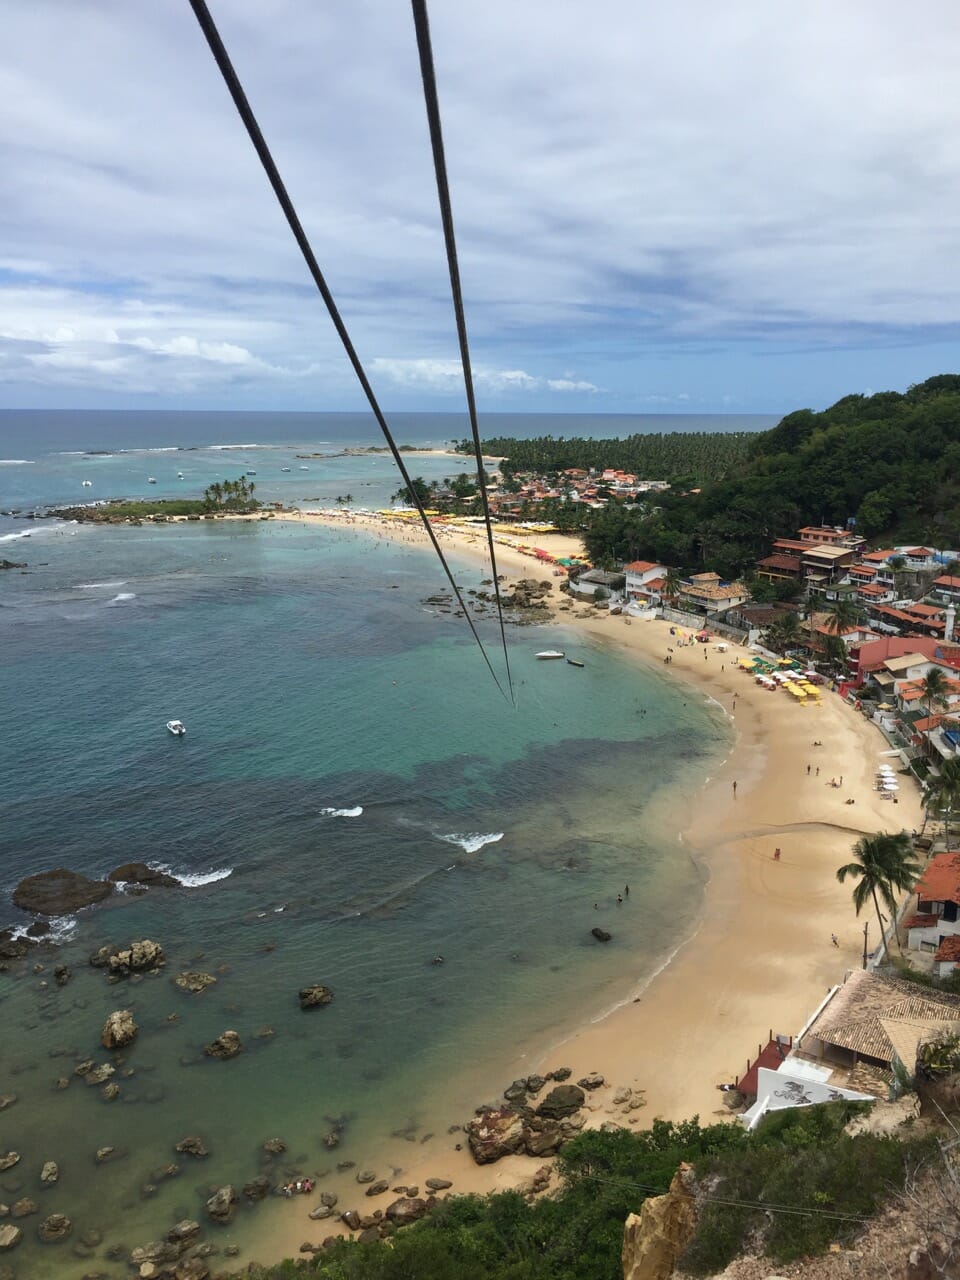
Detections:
[0, 931, 34, 960]
[578, 1072, 605, 1090]
[130, 1239, 180, 1267]
[204, 1030, 242, 1060]
[621, 1163, 697, 1280]
[37, 1212, 72, 1242]
[174, 1136, 209, 1159]
[205, 1184, 238, 1224]
[0, 1155, 19, 1173]
[12, 867, 114, 915]
[592, 927, 612, 942]
[167, 1220, 200, 1246]
[10, 1200, 36, 1218]
[108, 862, 181, 888]
[365, 1180, 390, 1197]
[0, 1224, 21, 1250]
[536, 1084, 585, 1120]
[174, 971, 217, 994]
[108, 939, 165, 975]
[466, 1107, 526, 1164]
[385, 1197, 428, 1224]
[424, 1178, 452, 1191]
[299, 984, 334, 1010]
[523, 1119, 564, 1157]
[102, 1009, 138, 1049]
[39, 1162, 58, 1184]
[83, 1063, 115, 1086]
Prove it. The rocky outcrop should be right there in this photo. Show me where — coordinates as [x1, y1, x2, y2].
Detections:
[108, 862, 181, 888]
[0, 931, 34, 961]
[299, 984, 334, 1010]
[108, 939, 165, 975]
[204, 1030, 242, 1059]
[466, 1107, 526, 1164]
[0, 1154, 19, 1172]
[37, 1212, 72, 1242]
[205, 1184, 238, 1224]
[175, 1136, 209, 1159]
[0, 1224, 21, 1250]
[102, 1009, 138, 1049]
[12, 868, 114, 915]
[621, 1163, 696, 1280]
[174, 971, 217, 994]
[39, 1162, 58, 1185]
[536, 1084, 585, 1119]
[242, 1176, 272, 1201]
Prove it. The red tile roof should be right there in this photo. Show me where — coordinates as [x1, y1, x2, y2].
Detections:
[905, 603, 945, 617]
[859, 584, 888, 597]
[855, 636, 941, 672]
[758, 554, 802, 572]
[934, 936, 960, 963]
[624, 560, 659, 573]
[915, 852, 960, 906]
[934, 576, 960, 590]
[903, 914, 940, 930]
[863, 549, 897, 562]
[850, 565, 878, 578]
[905, 547, 936, 556]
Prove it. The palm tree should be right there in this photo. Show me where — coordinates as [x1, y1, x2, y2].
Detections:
[823, 594, 863, 637]
[925, 757, 960, 848]
[662, 566, 682, 604]
[922, 667, 949, 723]
[836, 832, 922, 963]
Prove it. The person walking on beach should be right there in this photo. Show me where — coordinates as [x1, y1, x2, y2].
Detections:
[732, 780, 737, 795]
[831, 933, 839, 947]
[806, 764, 811, 775]
[774, 847, 781, 861]
[624, 884, 629, 896]
[616, 893, 623, 904]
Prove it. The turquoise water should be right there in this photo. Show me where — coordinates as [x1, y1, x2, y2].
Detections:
[0, 423, 730, 1277]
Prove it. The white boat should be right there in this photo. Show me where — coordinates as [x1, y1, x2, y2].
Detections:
[166, 720, 186, 737]
[299, 465, 310, 471]
[82, 480, 93, 487]
[177, 471, 185, 479]
[148, 477, 157, 484]
[536, 650, 565, 660]
[281, 467, 291, 472]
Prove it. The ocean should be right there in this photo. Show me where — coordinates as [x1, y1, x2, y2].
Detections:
[0, 412, 742, 1277]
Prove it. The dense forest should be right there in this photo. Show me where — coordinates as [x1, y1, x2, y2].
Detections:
[456, 431, 753, 485]
[246, 1106, 936, 1280]
[477, 375, 960, 579]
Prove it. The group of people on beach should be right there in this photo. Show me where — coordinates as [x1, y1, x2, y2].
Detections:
[279, 1178, 315, 1196]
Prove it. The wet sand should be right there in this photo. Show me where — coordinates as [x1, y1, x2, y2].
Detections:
[235, 509, 924, 1261]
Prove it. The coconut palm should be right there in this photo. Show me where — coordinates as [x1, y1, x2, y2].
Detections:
[922, 667, 949, 723]
[925, 757, 960, 848]
[662, 566, 682, 603]
[836, 832, 922, 963]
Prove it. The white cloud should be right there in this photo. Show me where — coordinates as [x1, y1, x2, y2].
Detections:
[1, 1, 960, 408]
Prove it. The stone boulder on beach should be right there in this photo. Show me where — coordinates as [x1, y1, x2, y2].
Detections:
[205, 1184, 237, 1224]
[466, 1107, 526, 1164]
[12, 868, 113, 916]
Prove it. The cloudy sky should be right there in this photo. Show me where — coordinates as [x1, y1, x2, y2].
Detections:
[3, 1, 960, 415]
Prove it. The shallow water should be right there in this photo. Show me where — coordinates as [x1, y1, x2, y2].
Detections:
[0, 434, 730, 1277]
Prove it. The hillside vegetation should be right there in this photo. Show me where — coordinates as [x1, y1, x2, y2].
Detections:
[483, 375, 960, 578]
[241, 1108, 936, 1280]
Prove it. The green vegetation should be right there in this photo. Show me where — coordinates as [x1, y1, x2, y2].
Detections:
[836, 832, 922, 962]
[240, 1110, 936, 1280]
[51, 477, 261, 523]
[202, 476, 259, 510]
[457, 431, 753, 484]
[491, 375, 960, 577]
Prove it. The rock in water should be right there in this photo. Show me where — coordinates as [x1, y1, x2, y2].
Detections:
[174, 971, 217, 994]
[298, 984, 334, 1010]
[622, 1162, 697, 1280]
[204, 1031, 242, 1059]
[466, 1107, 525, 1164]
[39, 1162, 58, 1185]
[0, 1155, 19, 1173]
[108, 939, 164, 975]
[0, 1224, 21, 1251]
[102, 1009, 138, 1049]
[12, 868, 114, 915]
[53, 965, 71, 987]
[205, 1185, 237, 1224]
[37, 1212, 72, 1242]
[108, 862, 181, 888]
[591, 927, 612, 943]
[174, 1136, 209, 1158]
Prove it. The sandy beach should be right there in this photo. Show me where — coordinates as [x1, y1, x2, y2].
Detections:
[244, 508, 925, 1261]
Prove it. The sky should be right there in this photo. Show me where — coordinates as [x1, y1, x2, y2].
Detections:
[2, 1, 960, 416]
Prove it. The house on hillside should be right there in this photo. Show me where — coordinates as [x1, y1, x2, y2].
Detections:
[933, 574, 960, 603]
[900, 546, 940, 571]
[755, 553, 803, 585]
[569, 569, 625, 601]
[906, 853, 960, 974]
[623, 560, 667, 606]
[676, 572, 748, 616]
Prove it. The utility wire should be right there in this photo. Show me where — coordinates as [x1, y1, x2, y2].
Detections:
[186, 0, 511, 702]
[410, 0, 515, 704]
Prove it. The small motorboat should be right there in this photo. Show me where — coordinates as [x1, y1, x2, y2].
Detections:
[177, 471, 185, 479]
[299, 465, 310, 471]
[281, 467, 292, 472]
[148, 476, 157, 484]
[536, 650, 565, 660]
[566, 658, 585, 667]
[82, 479, 93, 487]
[166, 720, 186, 737]
[246, 469, 257, 475]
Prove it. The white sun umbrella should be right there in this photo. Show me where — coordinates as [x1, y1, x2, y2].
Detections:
[882, 781, 900, 790]
[877, 765, 896, 774]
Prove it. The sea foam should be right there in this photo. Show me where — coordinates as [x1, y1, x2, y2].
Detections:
[0, 531, 31, 542]
[0, 459, 34, 465]
[149, 863, 234, 887]
[74, 580, 128, 590]
[107, 592, 136, 604]
[319, 805, 363, 818]
[438, 831, 504, 854]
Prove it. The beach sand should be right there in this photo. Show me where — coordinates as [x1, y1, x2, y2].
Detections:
[238, 509, 925, 1260]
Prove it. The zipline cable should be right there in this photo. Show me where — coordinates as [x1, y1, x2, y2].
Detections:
[410, 0, 515, 705]
[186, 0, 511, 702]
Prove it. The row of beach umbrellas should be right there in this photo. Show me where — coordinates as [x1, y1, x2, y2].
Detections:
[877, 763, 899, 791]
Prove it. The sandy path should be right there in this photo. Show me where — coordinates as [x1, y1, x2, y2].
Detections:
[234, 509, 923, 1260]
